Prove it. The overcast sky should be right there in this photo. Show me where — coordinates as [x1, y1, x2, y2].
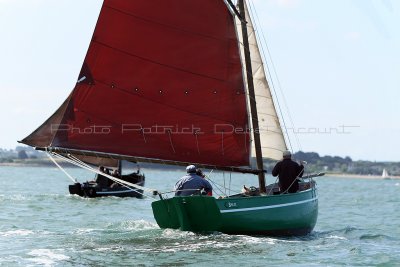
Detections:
[0, 0, 399, 161]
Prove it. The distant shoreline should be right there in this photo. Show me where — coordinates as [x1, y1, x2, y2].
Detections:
[0, 160, 183, 172]
[0, 162, 69, 168]
[1, 162, 399, 179]
[325, 173, 400, 179]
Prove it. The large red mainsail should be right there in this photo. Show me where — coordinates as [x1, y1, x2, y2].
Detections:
[21, 0, 250, 168]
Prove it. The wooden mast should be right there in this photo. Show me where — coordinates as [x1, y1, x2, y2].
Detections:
[238, 0, 266, 193]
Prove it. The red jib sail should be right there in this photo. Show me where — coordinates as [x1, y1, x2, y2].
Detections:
[21, 0, 250, 168]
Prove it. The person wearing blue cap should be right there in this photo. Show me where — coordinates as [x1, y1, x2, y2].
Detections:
[174, 165, 213, 196]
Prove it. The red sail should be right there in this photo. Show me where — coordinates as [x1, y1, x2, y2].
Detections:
[21, 0, 250, 167]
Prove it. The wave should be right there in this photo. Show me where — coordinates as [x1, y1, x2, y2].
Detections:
[307, 227, 398, 243]
[112, 219, 158, 231]
[0, 193, 70, 202]
[296, 226, 361, 241]
[68, 226, 279, 254]
[0, 194, 30, 201]
[27, 249, 69, 267]
[0, 229, 34, 237]
[70, 220, 159, 239]
[0, 229, 55, 238]
[130, 229, 287, 253]
[317, 226, 361, 236]
[325, 235, 347, 240]
[359, 234, 394, 240]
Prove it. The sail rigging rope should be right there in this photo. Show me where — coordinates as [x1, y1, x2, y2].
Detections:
[206, 169, 230, 197]
[63, 153, 153, 193]
[49, 152, 158, 198]
[247, 1, 303, 153]
[267, 176, 279, 195]
[208, 177, 242, 196]
[280, 166, 309, 194]
[245, 3, 293, 153]
[229, 172, 232, 196]
[167, 130, 176, 153]
[46, 151, 78, 183]
[68, 154, 97, 170]
[208, 179, 227, 197]
[195, 132, 200, 154]
[223, 171, 226, 195]
[206, 170, 243, 197]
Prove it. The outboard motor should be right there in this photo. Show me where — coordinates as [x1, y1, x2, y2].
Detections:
[69, 183, 83, 196]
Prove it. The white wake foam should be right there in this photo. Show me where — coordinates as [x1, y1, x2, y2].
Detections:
[0, 229, 34, 237]
[27, 249, 69, 267]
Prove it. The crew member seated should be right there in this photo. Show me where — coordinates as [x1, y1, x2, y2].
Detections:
[112, 169, 120, 178]
[95, 166, 108, 187]
[196, 168, 212, 196]
[110, 169, 121, 188]
[174, 165, 213, 196]
[196, 168, 205, 178]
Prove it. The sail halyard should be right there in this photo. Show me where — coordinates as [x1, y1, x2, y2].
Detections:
[20, 0, 265, 172]
[237, 0, 266, 192]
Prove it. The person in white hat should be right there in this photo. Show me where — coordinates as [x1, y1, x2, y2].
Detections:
[174, 165, 213, 196]
[272, 150, 304, 193]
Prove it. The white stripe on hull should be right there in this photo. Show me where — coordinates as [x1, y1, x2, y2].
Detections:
[220, 197, 318, 213]
[96, 189, 140, 195]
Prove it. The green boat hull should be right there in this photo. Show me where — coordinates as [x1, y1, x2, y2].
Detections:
[152, 187, 318, 236]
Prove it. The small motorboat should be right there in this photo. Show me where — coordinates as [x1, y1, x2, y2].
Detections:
[69, 170, 145, 198]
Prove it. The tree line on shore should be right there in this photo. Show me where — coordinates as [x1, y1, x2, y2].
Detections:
[1, 147, 399, 176]
[263, 151, 399, 176]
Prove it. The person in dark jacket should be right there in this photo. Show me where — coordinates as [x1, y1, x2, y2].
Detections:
[174, 165, 213, 196]
[95, 166, 108, 187]
[272, 150, 304, 193]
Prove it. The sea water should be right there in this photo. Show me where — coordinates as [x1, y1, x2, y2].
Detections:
[0, 166, 399, 266]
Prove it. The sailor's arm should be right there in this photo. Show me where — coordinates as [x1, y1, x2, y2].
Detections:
[298, 163, 305, 177]
[271, 162, 281, 177]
